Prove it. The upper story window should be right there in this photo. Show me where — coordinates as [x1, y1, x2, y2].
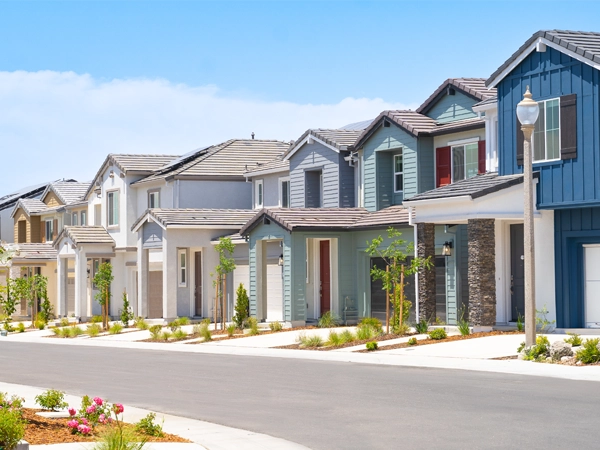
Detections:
[178, 249, 187, 287]
[533, 98, 560, 162]
[45, 219, 54, 243]
[107, 191, 119, 227]
[452, 142, 479, 182]
[255, 180, 263, 209]
[394, 152, 403, 193]
[148, 190, 160, 209]
[280, 178, 290, 208]
[72, 212, 78, 226]
[305, 170, 322, 208]
[81, 210, 87, 226]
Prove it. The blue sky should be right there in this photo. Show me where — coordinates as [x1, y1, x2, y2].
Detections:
[1, 0, 599, 192]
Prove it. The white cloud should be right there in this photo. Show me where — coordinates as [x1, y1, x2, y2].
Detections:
[0, 70, 414, 193]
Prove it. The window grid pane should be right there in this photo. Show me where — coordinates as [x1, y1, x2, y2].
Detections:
[452, 146, 465, 182]
[465, 143, 479, 179]
[546, 100, 560, 160]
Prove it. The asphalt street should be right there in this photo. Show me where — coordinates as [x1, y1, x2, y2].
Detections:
[1, 341, 598, 449]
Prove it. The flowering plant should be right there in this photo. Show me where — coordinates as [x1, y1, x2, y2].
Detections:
[67, 395, 121, 435]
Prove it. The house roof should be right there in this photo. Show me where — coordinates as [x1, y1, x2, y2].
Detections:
[353, 111, 484, 149]
[9, 243, 57, 262]
[0, 181, 53, 212]
[44, 181, 91, 205]
[133, 140, 289, 185]
[244, 157, 290, 177]
[210, 233, 247, 244]
[284, 129, 365, 161]
[487, 30, 600, 88]
[11, 198, 48, 217]
[403, 173, 524, 203]
[132, 208, 258, 231]
[417, 78, 496, 115]
[338, 118, 374, 131]
[473, 96, 498, 110]
[54, 226, 115, 248]
[240, 206, 410, 235]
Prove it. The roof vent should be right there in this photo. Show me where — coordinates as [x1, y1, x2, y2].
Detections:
[251, 132, 255, 140]
[448, 87, 456, 96]
[263, 217, 271, 225]
[383, 120, 391, 128]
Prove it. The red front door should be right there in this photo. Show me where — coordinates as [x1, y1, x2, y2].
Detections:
[319, 240, 331, 315]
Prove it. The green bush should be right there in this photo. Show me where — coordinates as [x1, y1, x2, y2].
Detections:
[226, 323, 236, 337]
[149, 325, 162, 340]
[356, 324, 378, 341]
[91, 315, 103, 324]
[134, 317, 149, 330]
[393, 322, 410, 335]
[60, 318, 70, 327]
[168, 321, 181, 332]
[135, 412, 164, 437]
[176, 317, 190, 326]
[340, 330, 355, 343]
[359, 317, 382, 333]
[160, 330, 172, 341]
[108, 323, 123, 335]
[516, 312, 524, 332]
[172, 328, 187, 341]
[35, 320, 46, 330]
[120, 291, 134, 326]
[198, 323, 212, 342]
[297, 332, 324, 348]
[428, 328, 447, 340]
[247, 317, 259, 336]
[67, 326, 84, 338]
[87, 323, 102, 337]
[269, 321, 283, 332]
[365, 341, 378, 351]
[576, 338, 600, 364]
[327, 330, 356, 346]
[564, 333, 583, 346]
[407, 337, 418, 346]
[414, 319, 429, 334]
[233, 283, 250, 329]
[93, 425, 147, 450]
[0, 408, 26, 450]
[520, 335, 551, 361]
[457, 317, 470, 336]
[317, 311, 339, 328]
[35, 389, 67, 411]
[16, 323, 25, 333]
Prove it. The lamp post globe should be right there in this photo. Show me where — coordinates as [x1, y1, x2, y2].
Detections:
[516, 86, 540, 126]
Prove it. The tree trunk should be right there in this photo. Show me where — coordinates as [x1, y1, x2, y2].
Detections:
[223, 273, 227, 330]
[385, 265, 390, 334]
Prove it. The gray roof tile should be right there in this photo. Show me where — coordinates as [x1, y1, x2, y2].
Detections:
[48, 181, 91, 205]
[9, 243, 57, 262]
[417, 78, 496, 115]
[55, 226, 115, 247]
[132, 208, 258, 231]
[244, 157, 289, 176]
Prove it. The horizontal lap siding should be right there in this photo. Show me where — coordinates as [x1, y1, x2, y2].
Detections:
[289, 142, 339, 208]
[417, 137, 435, 193]
[498, 47, 600, 209]
[426, 92, 478, 124]
[338, 153, 355, 208]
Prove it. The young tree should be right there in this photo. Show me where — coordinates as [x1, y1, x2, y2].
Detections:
[367, 227, 433, 334]
[120, 289, 134, 326]
[30, 274, 51, 326]
[93, 262, 113, 330]
[0, 245, 18, 331]
[233, 283, 249, 329]
[212, 237, 236, 330]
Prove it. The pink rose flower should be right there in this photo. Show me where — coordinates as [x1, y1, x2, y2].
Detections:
[93, 397, 103, 406]
[77, 424, 91, 435]
[81, 418, 89, 425]
[86, 405, 96, 414]
[67, 419, 79, 429]
[99, 414, 106, 424]
[113, 403, 124, 414]
[68, 407, 76, 416]
[107, 417, 113, 424]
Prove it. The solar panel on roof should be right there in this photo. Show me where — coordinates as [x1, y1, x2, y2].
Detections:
[157, 146, 211, 173]
[338, 119, 374, 131]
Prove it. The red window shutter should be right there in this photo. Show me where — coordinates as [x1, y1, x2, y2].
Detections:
[436, 146, 451, 188]
[478, 140, 486, 174]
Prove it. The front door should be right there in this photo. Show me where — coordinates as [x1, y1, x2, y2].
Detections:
[194, 252, 202, 317]
[510, 224, 525, 322]
[319, 240, 331, 316]
[148, 271, 163, 318]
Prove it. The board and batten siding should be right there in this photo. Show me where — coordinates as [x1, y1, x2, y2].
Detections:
[425, 91, 478, 124]
[498, 46, 600, 209]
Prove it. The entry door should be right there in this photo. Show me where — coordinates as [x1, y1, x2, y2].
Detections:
[319, 240, 331, 315]
[584, 245, 600, 327]
[370, 257, 387, 321]
[510, 224, 525, 322]
[148, 271, 163, 318]
[194, 252, 202, 317]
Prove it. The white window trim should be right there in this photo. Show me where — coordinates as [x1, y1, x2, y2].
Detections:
[178, 249, 187, 287]
[255, 180, 264, 209]
[279, 177, 290, 208]
[148, 189, 160, 209]
[532, 97, 562, 164]
[45, 219, 54, 243]
[81, 210, 87, 226]
[72, 212, 78, 226]
[393, 153, 403, 194]
[450, 140, 480, 183]
[107, 190, 120, 228]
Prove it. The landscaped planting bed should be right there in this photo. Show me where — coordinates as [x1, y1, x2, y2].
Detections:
[276, 332, 409, 351]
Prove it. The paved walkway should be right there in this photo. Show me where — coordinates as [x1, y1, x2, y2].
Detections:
[0, 381, 308, 450]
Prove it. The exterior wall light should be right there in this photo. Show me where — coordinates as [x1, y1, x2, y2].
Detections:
[442, 241, 453, 257]
[278, 254, 284, 266]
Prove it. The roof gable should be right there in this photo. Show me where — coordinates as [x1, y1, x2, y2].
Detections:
[283, 129, 364, 161]
[416, 78, 496, 116]
[42, 181, 90, 206]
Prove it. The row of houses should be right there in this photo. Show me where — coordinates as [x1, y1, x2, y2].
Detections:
[2, 29, 600, 330]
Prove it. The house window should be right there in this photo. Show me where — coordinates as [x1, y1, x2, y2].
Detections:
[533, 98, 560, 162]
[451, 142, 479, 182]
[107, 191, 119, 227]
[72, 212, 78, 226]
[45, 220, 54, 243]
[81, 211, 87, 226]
[178, 249, 187, 287]
[394, 152, 403, 193]
[280, 178, 290, 208]
[148, 190, 160, 209]
[255, 180, 263, 209]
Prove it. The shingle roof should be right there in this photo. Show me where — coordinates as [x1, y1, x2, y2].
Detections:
[403, 173, 524, 203]
[133, 140, 289, 185]
[244, 157, 290, 177]
[417, 78, 496, 115]
[10, 243, 57, 262]
[48, 181, 91, 205]
[55, 226, 115, 247]
[240, 206, 410, 235]
[487, 30, 600, 87]
[287, 129, 364, 155]
[12, 198, 48, 216]
[132, 208, 258, 231]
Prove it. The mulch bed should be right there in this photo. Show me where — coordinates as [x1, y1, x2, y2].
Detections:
[275, 333, 413, 351]
[22, 409, 190, 445]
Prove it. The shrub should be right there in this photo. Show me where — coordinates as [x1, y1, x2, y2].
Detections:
[576, 338, 600, 364]
[226, 323, 236, 337]
[93, 425, 146, 450]
[407, 337, 418, 346]
[160, 330, 172, 341]
[176, 317, 190, 326]
[297, 333, 323, 348]
[457, 317, 470, 336]
[91, 315, 103, 324]
[120, 291, 134, 327]
[356, 324, 377, 341]
[564, 332, 583, 347]
[340, 330, 355, 343]
[87, 323, 102, 337]
[134, 412, 164, 437]
[365, 341, 378, 351]
[67, 326, 84, 338]
[134, 317, 148, 330]
[536, 305, 556, 333]
[168, 321, 181, 332]
[414, 319, 429, 334]
[149, 325, 162, 340]
[233, 283, 250, 329]
[35, 320, 46, 330]
[0, 408, 26, 450]
[51, 327, 62, 336]
[359, 317, 382, 333]
[516, 312, 524, 332]
[326, 331, 346, 346]
[16, 323, 25, 333]
[60, 318, 70, 327]
[428, 328, 447, 340]
[247, 317, 259, 336]
[269, 321, 283, 332]
[317, 311, 339, 328]
[108, 323, 123, 335]
[198, 323, 212, 342]
[35, 389, 68, 411]
[520, 335, 551, 361]
[393, 322, 410, 335]
[172, 328, 187, 341]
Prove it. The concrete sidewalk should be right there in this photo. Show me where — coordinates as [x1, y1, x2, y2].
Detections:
[0, 381, 308, 450]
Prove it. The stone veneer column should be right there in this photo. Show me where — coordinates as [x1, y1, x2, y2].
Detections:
[417, 223, 436, 321]
[467, 219, 496, 327]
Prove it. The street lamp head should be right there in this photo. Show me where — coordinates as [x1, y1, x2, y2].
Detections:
[516, 85, 540, 126]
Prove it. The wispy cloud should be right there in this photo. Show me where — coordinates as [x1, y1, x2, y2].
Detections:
[0, 70, 414, 193]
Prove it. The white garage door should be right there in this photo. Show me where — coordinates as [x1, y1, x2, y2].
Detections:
[266, 264, 283, 322]
[584, 245, 600, 328]
[233, 265, 249, 294]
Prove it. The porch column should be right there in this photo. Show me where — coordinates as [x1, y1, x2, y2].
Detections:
[73, 250, 88, 320]
[137, 235, 149, 318]
[417, 223, 436, 322]
[467, 219, 496, 327]
[56, 256, 67, 317]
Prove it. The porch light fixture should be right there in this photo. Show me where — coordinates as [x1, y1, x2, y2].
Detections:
[109, 170, 115, 178]
[441, 241, 453, 257]
[278, 254, 284, 266]
[516, 85, 540, 348]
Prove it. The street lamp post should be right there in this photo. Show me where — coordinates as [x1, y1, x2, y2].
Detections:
[516, 86, 540, 348]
